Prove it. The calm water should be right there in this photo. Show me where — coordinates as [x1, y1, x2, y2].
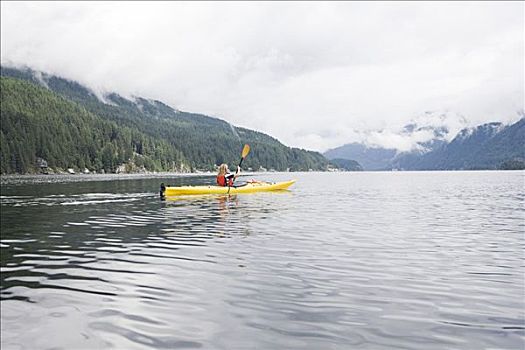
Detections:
[1, 171, 524, 350]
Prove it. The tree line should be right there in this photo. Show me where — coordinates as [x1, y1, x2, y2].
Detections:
[1, 77, 186, 174]
[0, 72, 331, 174]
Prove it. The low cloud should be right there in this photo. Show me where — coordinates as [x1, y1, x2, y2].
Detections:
[1, 2, 523, 152]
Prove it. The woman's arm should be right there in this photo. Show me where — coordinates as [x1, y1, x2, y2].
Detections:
[225, 167, 241, 182]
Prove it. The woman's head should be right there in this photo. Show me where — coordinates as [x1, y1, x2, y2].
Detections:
[218, 163, 228, 175]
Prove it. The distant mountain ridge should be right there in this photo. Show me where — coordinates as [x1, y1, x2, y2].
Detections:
[329, 158, 363, 171]
[0, 66, 330, 174]
[325, 117, 525, 171]
[405, 119, 524, 170]
[325, 111, 469, 170]
[324, 143, 396, 171]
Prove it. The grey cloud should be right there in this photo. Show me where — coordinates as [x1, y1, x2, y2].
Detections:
[1, 2, 523, 152]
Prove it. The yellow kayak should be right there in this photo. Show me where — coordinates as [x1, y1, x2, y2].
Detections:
[162, 180, 296, 196]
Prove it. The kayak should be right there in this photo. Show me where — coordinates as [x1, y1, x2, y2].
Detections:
[162, 180, 296, 196]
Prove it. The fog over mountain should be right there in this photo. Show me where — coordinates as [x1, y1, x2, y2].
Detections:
[325, 116, 525, 171]
[346, 111, 469, 152]
[1, 2, 523, 151]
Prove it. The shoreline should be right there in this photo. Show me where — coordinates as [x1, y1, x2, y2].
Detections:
[0, 171, 267, 186]
[1, 168, 523, 184]
[1, 170, 523, 189]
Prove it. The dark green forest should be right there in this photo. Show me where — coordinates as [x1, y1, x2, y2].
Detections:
[0, 67, 331, 174]
[1, 77, 186, 174]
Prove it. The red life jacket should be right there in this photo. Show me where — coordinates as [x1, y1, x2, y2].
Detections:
[217, 175, 233, 187]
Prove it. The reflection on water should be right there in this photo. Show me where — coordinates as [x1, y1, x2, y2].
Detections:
[1, 171, 524, 349]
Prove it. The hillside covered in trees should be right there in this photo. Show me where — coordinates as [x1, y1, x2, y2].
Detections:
[325, 118, 525, 171]
[0, 67, 331, 174]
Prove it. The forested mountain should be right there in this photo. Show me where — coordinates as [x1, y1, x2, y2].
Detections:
[0, 66, 330, 174]
[325, 118, 525, 170]
[405, 119, 525, 170]
[0, 77, 186, 174]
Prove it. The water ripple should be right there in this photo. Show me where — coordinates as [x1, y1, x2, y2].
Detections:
[1, 171, 524, 349]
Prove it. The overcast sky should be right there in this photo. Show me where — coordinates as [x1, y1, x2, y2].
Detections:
[1, 1, 523, 152]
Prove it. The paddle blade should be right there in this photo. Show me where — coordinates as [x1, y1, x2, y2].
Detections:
[238, 144, 250, 169]
[241, 144, 250, 158]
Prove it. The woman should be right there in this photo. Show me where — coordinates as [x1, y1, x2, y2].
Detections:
[216, 164, 240, 187]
